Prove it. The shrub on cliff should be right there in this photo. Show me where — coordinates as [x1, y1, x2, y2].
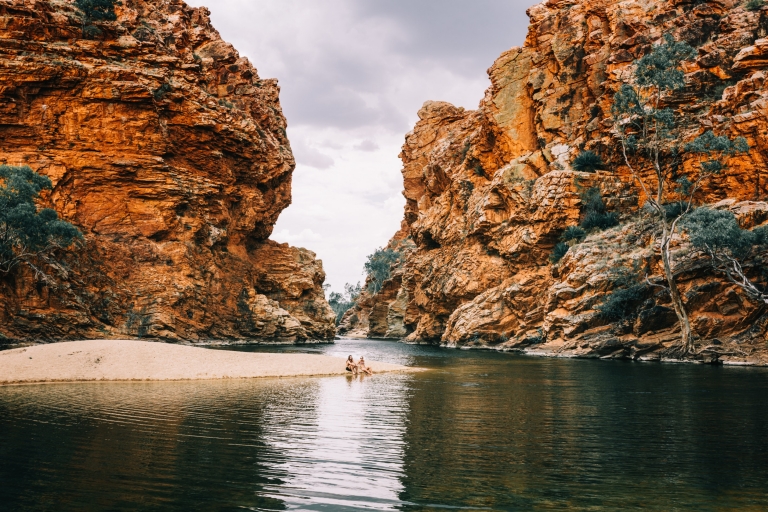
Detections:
[579, 187, 619, 231]
[746, 0, 765, 11]
[0, 165, 82, 279]
[598, 284, 648, 321]
[549, 242, 569, 264]
[572, 151, 605, 173]
[75, 0, 117, 37]
[683, 208, 768, 305]
[610, 33, 749, 353]
[561, 226, 586, 243]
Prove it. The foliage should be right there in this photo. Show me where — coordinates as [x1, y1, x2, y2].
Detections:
[745, 0, 765, 11]
[683, 208, 768, 304]
[597, 284, 648, 321]
[0, 165, 82, 277]
[75, 0, 117, 22]
[560, 226, 586, 243]
[610, 33, 749, 352]
[549, 242, 569, 264]
[364, 247, 401, 294]
[572, 151, 605, 173]
[75, 0, 117, 37]
[579, 187, 619, 231]
[328, 282, 362, 324]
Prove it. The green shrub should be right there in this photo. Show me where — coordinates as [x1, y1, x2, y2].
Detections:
[683, 208, 767, 258]
[572, 150, 605, 172]
[549, 242, 569, 264]
[579, 187, 619, 230]
[0, 165, 82, 274]
[597, 284, 648, 321]
[745, 0, 765, 11]
[75, 0, 116, 37]
[581, 211, 619, 230]
[560, 226, 586, 243]
[75, 0, 116, 22]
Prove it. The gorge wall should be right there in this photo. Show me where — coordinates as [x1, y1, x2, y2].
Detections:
[340, 0, 768, 363]
[0, 0, 336, 342]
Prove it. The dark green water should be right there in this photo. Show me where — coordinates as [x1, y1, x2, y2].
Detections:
[1, 339, 768, 511]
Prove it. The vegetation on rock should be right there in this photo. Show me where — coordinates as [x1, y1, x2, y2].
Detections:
[610, 34, 749, 354]
[549, 242, 570, 264]
[683, 208, 768, 305]
[579, 187, 619, 231]
[328, 283, 362, 325]
[364, 247, 402, 294]
[572, 151, 604, 173]
[597, 283, 648, 322]
[75, 0, 117, 37]
[0, 166, 81, 279]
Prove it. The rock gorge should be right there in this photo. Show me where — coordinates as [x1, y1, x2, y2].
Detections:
[341, 0, 768, 363]
[0, 0, 336, 342]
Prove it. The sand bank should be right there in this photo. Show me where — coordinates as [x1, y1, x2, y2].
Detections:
[0, 339, 418, 385]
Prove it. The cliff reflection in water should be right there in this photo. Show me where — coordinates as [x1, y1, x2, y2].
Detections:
[2, 340, 768, 511]
[397, 354, 768, 510]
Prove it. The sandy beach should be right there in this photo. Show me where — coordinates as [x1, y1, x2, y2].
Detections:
[0, 339, 418, 385]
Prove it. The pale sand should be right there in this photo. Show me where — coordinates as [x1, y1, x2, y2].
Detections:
[0, 339, 419, 385]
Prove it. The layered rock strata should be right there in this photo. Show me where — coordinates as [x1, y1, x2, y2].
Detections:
[0, 0, 335, 342]
[341, 0, 768, 363]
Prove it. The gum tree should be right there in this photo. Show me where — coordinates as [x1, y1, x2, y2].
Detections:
[611, 34, 749, 353]
[0, 165, 82, 280]
[364, 247, 401, 294]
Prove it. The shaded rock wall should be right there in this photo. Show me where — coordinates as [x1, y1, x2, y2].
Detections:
[343, 0, 768, 363]
[0, 0, 335, 342]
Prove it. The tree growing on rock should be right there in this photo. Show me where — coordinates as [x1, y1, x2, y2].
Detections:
[683, 208, 768, 305]
[364, 247, 401, 294]
[0, 165, 82, 280]
[611, 34, 749, 353]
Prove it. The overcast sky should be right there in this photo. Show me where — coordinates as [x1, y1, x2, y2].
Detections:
[185, 0, 534, 294]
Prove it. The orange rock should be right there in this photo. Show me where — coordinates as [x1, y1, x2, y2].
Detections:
[350, 0, 768, 362]
[0, 0, 335, 342]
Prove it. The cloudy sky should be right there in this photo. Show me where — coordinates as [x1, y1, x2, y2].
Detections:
[185, 0, 534, 294]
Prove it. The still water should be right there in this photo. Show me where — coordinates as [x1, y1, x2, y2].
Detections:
[1, 338, 768, 511]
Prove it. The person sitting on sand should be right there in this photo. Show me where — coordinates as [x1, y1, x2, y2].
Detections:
[346, 355, 358, 374]
[357, 356, 372, 375]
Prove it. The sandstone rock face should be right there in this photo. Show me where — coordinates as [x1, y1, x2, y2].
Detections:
[346, 0, 768, 363]
[0, 0, 336, 342]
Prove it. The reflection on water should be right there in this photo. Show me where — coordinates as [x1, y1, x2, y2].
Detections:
[1, 339, 768, 511]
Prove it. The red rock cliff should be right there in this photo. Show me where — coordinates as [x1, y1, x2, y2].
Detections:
[0, 0, 336, 342]
[341, 0, 768, 363]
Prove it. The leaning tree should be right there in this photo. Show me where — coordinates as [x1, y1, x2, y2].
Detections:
[610, 34, 749, 354]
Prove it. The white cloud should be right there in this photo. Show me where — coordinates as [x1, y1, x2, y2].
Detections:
[354, 140, 379, 152]
[184, 0, 533, 293]
[290, 138, 335, 170]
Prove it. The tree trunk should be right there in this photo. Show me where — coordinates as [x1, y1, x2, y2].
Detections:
[660, 223, 695, 354]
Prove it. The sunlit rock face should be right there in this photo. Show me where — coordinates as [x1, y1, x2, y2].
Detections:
[345, 0, 768, 362]
[0, 0, 335, 342]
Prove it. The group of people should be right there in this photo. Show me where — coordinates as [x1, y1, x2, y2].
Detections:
[346, 355, 372, 375]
